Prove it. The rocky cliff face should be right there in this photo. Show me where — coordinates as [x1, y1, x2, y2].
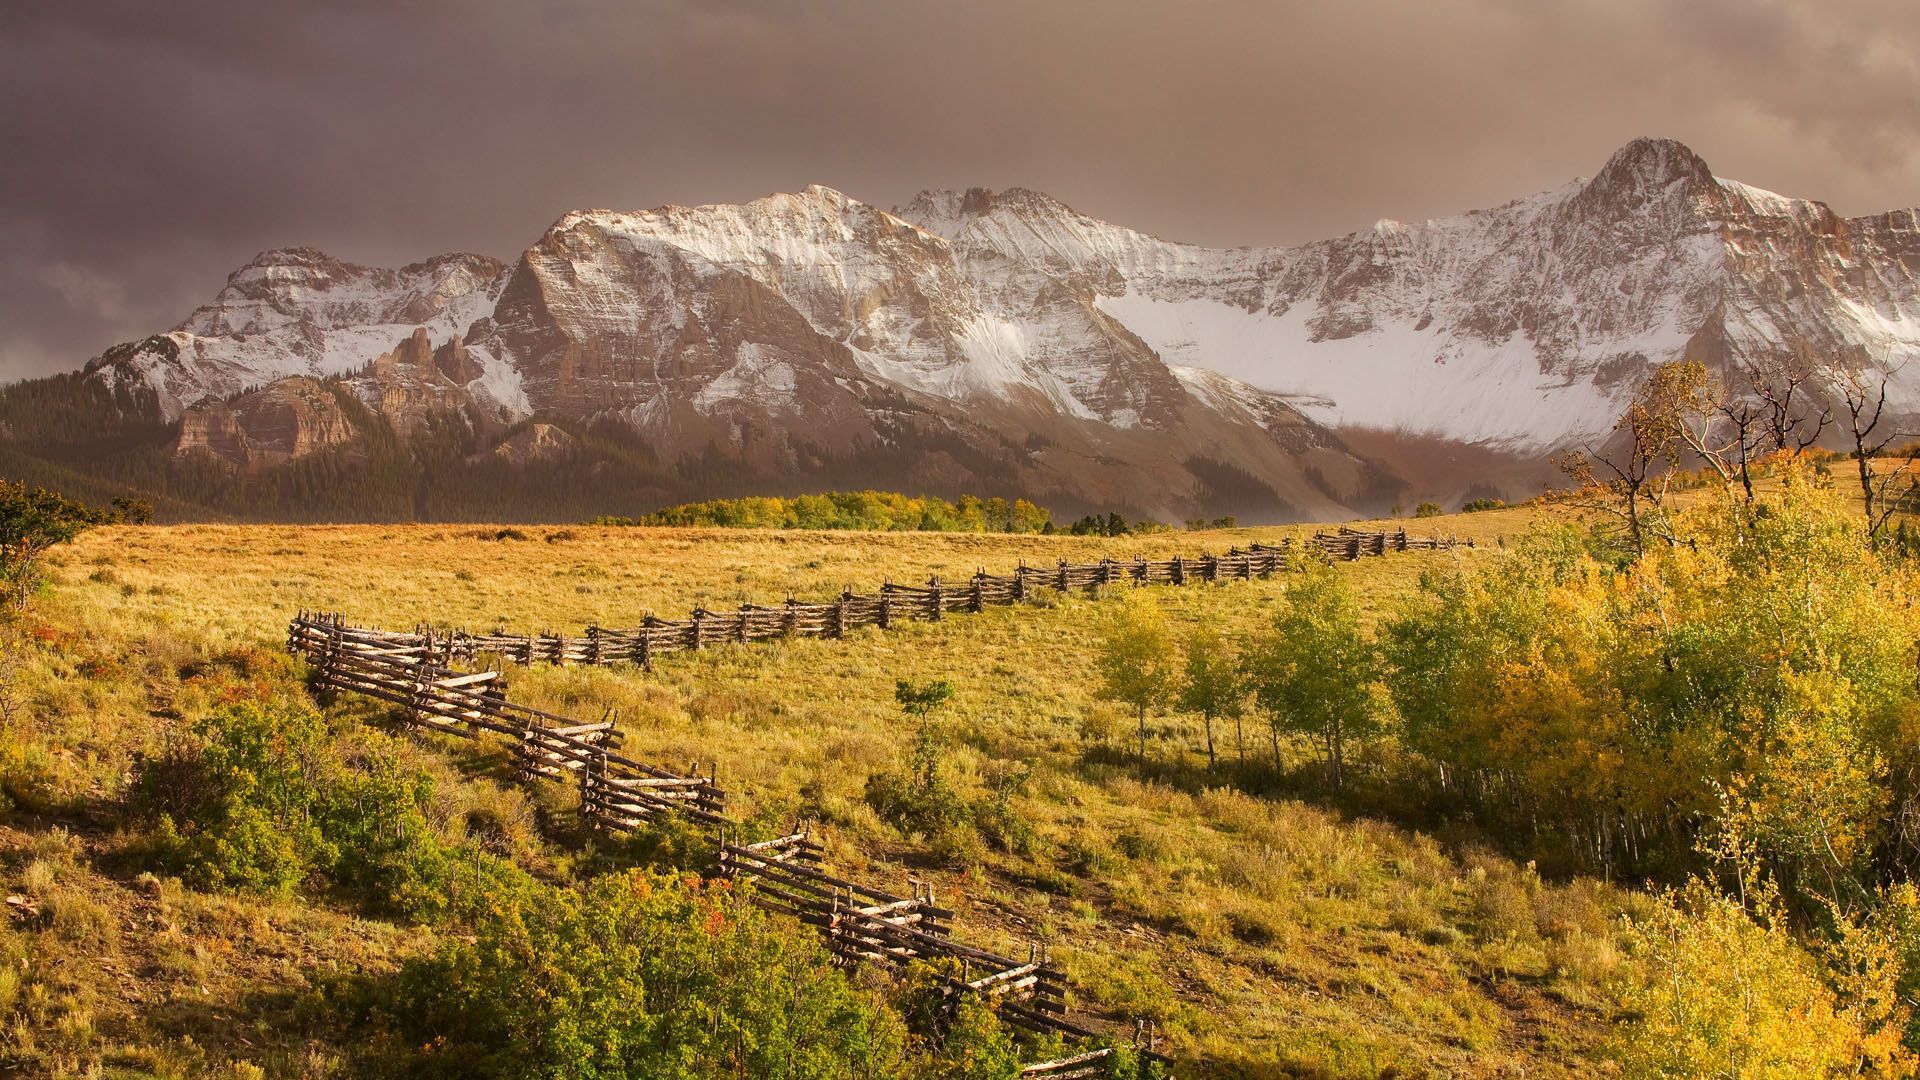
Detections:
[65, 137, 1920, 518]
[171, 377, 358, 467]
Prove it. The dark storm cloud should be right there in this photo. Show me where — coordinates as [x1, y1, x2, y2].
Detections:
[4, 0, 1917, 379]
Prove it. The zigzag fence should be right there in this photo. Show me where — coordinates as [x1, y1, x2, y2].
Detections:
[1309, 525, 1470, 561]
[288, 612, 1161, 1075]
[407, 530, 1469, 673]
[285, 527, 1465, 1074]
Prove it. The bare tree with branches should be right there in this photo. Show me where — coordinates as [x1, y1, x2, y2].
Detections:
[1711, 392, 1766, 501]
[1748, 353, 1832, 459]
[1837, 369, 1920, 539]
[1558, 363, 1696, 555]
[1657, 360, 1756, 497]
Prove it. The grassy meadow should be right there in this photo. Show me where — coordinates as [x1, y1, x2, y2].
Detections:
[1, 503, 1648, 1078]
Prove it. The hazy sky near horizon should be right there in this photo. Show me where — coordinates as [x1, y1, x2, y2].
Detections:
[3, 0, 1916, 380]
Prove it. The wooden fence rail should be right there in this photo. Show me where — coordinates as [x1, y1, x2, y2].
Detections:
[287, 613, 1157, 1073]
[284, 529, 1468, 1074]
[388, 530, 1467, 674]
[289, 615, 727, 824]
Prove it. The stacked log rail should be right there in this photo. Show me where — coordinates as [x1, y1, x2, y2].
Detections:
[287, 613, 1160, 1072]
[1307, 526, 1472, 562]
[1019, 1048, 1125, 1078]
[288, 615, 726, 825]
[398, 532, 1465, 675]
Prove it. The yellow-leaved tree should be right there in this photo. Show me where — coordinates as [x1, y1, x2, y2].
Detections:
[1094, 590, 1177, 763]
[1615, 875, 1914, 1079]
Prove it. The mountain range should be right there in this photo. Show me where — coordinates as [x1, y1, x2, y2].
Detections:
[6, 137, 1916, 522]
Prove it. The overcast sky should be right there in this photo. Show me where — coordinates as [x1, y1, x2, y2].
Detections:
[3, 0, 1916, 381]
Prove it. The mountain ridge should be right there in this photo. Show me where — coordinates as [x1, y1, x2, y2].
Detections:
[21, 137, 1920, 521]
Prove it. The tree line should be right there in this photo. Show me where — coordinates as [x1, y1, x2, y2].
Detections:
[1091, 368, 1920, 1072]
[595, 491, 1055, 533]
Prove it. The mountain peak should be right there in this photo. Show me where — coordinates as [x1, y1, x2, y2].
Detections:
[1585, 137, 1717, 201]
[240, 246, 349, 272]
[797, 183, 854, 203]
[895, 186, 1080, 240]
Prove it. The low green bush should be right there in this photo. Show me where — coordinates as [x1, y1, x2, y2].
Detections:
[865, 720, 972, 843]
[865, 681, 1038, 865]
[386, 870, 909, 1079]
[131, 698, 524, 919]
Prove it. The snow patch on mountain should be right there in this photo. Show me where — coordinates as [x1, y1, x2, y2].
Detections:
[462, 344, 531, 419]
[1108, 293, 1628, 447]
[692, 344, 802, 412]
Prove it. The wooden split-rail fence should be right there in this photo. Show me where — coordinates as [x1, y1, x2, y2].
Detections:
[287, 612, 1165, 1075]
[405, 530, 1468, 674]
[1307, 525, 1471, 561]
[284, 528, 1465, 1074]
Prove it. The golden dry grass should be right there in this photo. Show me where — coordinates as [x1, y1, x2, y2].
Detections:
[7, 504, 1633, 1078]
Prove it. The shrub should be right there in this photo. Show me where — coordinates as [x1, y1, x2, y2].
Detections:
[1613, 878, 1913, 1077]
[865, 682, 1038, 866]
[865, 721, 971, 843]
[131, 699, 515, 918]
[0, 741, 66, 816]
[866, 682, 971, 844]
[387, 871, 908, 1079]
[133, 700, 334, 895]
[970, 762, 1037, 857]
[1461, 498, 1506, 513]
[1413, 502, 1444, 518]
[897, 976, 1019, 1080]
[0, 482, 105, 610]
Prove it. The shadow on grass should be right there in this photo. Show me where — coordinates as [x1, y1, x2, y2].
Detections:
[1072, 740, 1688, 885]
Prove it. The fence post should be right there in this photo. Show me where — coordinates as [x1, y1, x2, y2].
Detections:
[971, 571, 985, 612]
[831, 594, 847, 639]
[1172, 556, 1185, 586]
[408, 655, 434, 730]
[327, 614, 344, 675]
[878, 584, 892, 630]
[580, 748, 604, 831]
[928, 576, 943, 621]
[1056, 559, 1068, 592]
[1013, 563, 1027, 602]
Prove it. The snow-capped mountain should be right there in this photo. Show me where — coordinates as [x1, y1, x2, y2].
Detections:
[86, 248, 509, 418]
[53, 137, 1920, 519]
[898, 138, 1920, 450]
